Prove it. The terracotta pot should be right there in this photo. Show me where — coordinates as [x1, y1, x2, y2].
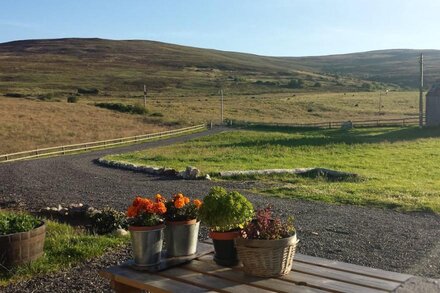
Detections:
[0, 221, 46, 268]
[128, 224, 165, 266]
[165, 219, 200, 257]
[209, 230, 240, 266]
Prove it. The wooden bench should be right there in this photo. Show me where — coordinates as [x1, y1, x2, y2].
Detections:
[100, 242, 413, 292]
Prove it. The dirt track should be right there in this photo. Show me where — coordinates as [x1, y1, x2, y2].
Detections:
[1, 127, 439, 292]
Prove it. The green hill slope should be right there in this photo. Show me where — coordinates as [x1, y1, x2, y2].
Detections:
[0, 38, 436, 96]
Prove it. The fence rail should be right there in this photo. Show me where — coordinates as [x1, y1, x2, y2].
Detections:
[231, 116, 423, 129]
[0, 124, 207, 163]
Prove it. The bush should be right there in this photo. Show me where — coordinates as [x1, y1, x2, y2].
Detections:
[150, 112, 164, 117]
[0, 212, 41, 235]
[37, 93, 54, 101]
[4, 93, 26, 98]
[67, 96, 79, 103]
[199, 187, 254, 232]
[77, 88, 99, 95]
[95, 103, 148, 115]
[87, 207, 127, 235]
[287, 79, 304, 89]
[313, 82, 322, 87]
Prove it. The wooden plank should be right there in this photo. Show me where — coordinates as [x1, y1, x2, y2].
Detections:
[158, 267, 276, 293]
[281, 271, 388, 293]
[185, 259, 328, 293]
[102, 266, 210, 293]
[294, 254, 412, 282]
[293, 261, 401, 291]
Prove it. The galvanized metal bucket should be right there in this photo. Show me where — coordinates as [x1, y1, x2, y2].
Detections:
[128, 224, 165, 266]
[165, 219, 200, 257]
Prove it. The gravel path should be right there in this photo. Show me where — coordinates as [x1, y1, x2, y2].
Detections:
[1, 128, 439, 292]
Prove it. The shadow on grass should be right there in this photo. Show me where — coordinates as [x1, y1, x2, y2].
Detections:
[224, 125, 440, 148]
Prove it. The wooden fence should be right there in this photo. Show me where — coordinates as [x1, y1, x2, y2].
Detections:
[231, 116, 423, 129]
[0, 124, 207, 163]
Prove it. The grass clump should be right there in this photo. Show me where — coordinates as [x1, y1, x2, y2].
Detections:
[95, 102, 148, 115]
[105, 126, 440, 213]
[0, 220, 129, 286]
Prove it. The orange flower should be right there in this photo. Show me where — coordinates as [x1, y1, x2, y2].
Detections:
[184, 197, 190, 204]
[193, 199, 202, 208]
[174, 197, 185, 208]
[132, 196, 143, 207]
[155, 193, 164, 203]
[127, 205, 138, 217]
[174, 193, 184, 199]
[155, 202, 167, 214]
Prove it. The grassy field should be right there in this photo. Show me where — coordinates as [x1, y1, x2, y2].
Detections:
[0, 220, 128, 286]
[105, 126, 440, 213]
[0, 97, 169, 154]
[0, 90, 419, 154]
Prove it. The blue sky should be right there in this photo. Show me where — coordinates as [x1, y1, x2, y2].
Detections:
[1, 0, 439, 56]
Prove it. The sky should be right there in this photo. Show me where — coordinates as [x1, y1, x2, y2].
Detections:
[1, 0, 440, 57]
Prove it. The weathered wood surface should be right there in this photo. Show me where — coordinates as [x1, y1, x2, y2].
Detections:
[100, 242, 413, 293]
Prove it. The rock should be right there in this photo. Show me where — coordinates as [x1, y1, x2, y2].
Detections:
[57, 204, 63, 211]
[185, 166, 200, 179]
[204, 174, 211, 180]
[113, 228, 129, 237]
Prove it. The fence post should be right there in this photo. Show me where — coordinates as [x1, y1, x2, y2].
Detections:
[402, 119, 405, 127]
[62, 146, 66, 155]
[328, 122, 332, 129]
[210, 121, 213, 129]
[5, 155, 8, 161]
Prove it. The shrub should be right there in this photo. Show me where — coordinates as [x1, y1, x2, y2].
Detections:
[313, 82, 322, 87]
[67, 96, 79, 103]
[95, 103, 148, 115]
[4, 93, 26, 98]
[88, 207, 127, 235]
[77, 88, 99, 95]
[241, 206, 295, 240]
[150, 112, 164, 117]
[37, 93, 54, 101]
[287, 79, 304, 89]
[0, 212, 41, 235]
[199, 187, 254, 232]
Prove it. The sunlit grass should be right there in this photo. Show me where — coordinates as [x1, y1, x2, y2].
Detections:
[106, 126, 440, 213]
[0, 220, 129, 286]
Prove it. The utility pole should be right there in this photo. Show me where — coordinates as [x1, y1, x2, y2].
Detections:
[379, 91, 382, 115]
[143, 84, 147, 109]
[220, 88, 224, 124]
[419, 53, 424, 128]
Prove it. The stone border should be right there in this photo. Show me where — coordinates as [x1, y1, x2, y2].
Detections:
[96, 158, 209, 180]
[97, 158, 357, 181]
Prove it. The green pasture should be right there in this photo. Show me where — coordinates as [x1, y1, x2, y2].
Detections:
[106, 126, 440, 213]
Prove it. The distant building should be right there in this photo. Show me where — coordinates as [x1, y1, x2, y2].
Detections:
[426, 84, 440, 126]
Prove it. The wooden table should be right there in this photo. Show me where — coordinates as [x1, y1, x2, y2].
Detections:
[100, 242, 413, 293]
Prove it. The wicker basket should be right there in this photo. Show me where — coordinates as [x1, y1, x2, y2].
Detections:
[235, 233, 298, 277]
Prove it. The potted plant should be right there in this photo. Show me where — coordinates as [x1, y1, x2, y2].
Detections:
[235, 206, 298, 277]
[0, 211, 46, 268]
[199, 186, 253, 266]
[162, 193, 202, 257]
[126, 196, 167, 266]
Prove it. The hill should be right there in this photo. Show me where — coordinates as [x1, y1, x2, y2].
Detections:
[291, 49, 440, 88]
[2, 38, 431, 97]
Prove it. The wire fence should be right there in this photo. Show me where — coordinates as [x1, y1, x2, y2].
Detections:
[0, 124, 207, 163]
[230, 116, 423, 129]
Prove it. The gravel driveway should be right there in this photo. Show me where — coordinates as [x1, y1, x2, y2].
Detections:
[1, 128, 439, 292]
